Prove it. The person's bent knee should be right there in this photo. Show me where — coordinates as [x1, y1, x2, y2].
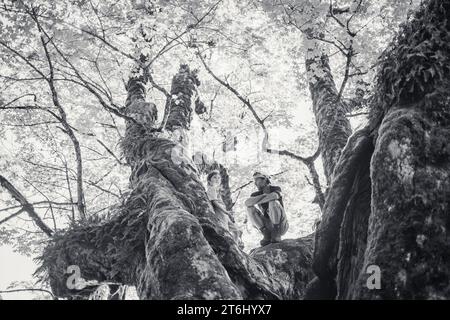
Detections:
[268, 201, 284, 223]
[268, 200, 283, 210]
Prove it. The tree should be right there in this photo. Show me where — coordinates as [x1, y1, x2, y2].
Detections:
[35, 62, 314, 299]
[1, 0, 449, 300]
[306, 0, 450, 299]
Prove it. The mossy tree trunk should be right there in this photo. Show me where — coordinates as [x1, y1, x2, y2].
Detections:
[302, 31, 353, 299]
[39, 63, 314, 300]
[305, 37, 352, 185]
[307, 0, 450, 299]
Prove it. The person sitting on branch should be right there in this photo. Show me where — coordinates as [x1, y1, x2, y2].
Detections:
[245, 172, 289, 246]
[206, 170, 244, 249]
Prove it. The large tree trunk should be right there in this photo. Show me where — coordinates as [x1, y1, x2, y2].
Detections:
[305, 37, 352, 185]
[351, 0, 450, 299]
[307, 0, 450, 299]
[305, 128, 373, 299]
[302, 30, 353, 299]
[37, 64, 314, 300]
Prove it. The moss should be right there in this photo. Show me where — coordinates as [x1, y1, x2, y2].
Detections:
[369, 0, 450, 131]
[34, 200, 148, 298]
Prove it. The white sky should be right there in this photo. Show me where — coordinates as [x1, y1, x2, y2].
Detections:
[0, 245, 37, 299]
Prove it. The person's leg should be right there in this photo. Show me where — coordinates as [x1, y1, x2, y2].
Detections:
[247, 206, 271, 246]
[268, 200, 288, 242]
[280, 217, 289, 236]
[267, 200, 284, 224]
[246, 206, 265, 229]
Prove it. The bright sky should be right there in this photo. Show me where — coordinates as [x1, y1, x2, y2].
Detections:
[0, 245, 38, 299]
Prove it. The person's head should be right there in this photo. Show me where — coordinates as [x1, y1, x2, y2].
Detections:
[207, 170, 221, 187]
[253, 171, 271, 190]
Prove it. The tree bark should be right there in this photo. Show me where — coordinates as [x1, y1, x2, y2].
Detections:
[0, 175, 54, 237]
[305, 37, 352, 185]
[305, 128, 373, 299]
[307, 0, 450, 299]
[38, 64, 314, 300]
[348, 0, 450, 300]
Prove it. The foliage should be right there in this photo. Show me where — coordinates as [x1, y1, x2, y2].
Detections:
[0, 0, 424, 294]
[370, 0, 450, 126]
[34, 197, 147, 297]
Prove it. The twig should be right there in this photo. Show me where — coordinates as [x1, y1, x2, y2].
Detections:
[26, 9, 86, 220]
[0, 209, 25, 225]
[0, 288, 57, 299]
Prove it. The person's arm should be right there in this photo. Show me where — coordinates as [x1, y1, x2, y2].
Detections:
[211, 199, 227, 211]
[208, 187, 234, 219]
[244, 194, 264, 207]
[244, 192, 279, 207]
[256, 192, 279, 204]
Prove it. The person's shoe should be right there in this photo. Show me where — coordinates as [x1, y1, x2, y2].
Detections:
[271, 224, 282, 243]
[259, 226, 271, 246]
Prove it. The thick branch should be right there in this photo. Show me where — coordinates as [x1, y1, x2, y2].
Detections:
[305, 34, 352, 185]
[312, 128, 372, 280]
[0, 175, 54, 237]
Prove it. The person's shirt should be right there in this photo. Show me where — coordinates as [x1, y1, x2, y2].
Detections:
[250, 185, 283, 217]
[207, 185, 236, 223]
[207, 185, 228, 209]
[207, 185, 220, 201]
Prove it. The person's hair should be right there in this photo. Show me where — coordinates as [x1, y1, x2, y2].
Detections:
[253, 171, 271, 185]
[206, 170, 221, 185]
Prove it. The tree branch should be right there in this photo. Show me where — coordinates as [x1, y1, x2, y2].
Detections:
[197, 49, 324, 208]
[0, 209, 25, 225]
[0, 288, 57, 299]
[0, 175, 53, 237]
[30, 9, 87, 220]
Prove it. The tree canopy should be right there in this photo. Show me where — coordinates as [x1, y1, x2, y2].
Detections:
[0, 0, 426, 298]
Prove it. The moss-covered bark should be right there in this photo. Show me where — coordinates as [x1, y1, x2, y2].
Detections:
[306, 128, 373, 299]
[307, 0, 450, 300]
[352, 0, 450, 299]
[38, 64, 314, 300]
[305, 39, 352, 185]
